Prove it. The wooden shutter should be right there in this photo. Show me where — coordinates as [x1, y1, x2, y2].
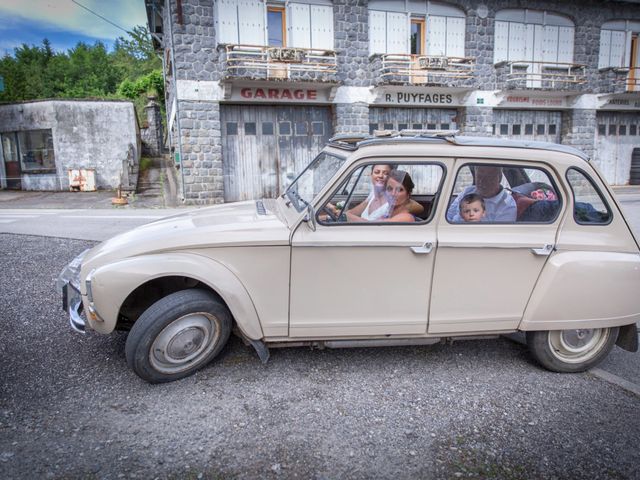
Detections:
[494, 20, 509, 63]
[310, 5, 334, 50]
[557, 26, 574, 64]
[543, 25, 559, 63]
[427, 15, 447, 56]
[386, 12, 408, 54]
[238, 0, 265, 45]
[509, 22, 526, 62]
[599, 30, 612, 68]
[610, 30, 627, 67]
[369, 10, 387, 54]
[446, 17, 465, 57]
[216, 0, 239, 44]
[288, 3, 311, 49]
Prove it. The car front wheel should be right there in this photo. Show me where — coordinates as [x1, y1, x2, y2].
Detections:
[125, 289, 232, 383]
[526, 327, 619, 373]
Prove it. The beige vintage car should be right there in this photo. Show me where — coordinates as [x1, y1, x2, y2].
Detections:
[59, 132, 640, 383]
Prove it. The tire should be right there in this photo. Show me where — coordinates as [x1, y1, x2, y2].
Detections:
[125, 289, 232, 383]
[526, 327, 618, 373]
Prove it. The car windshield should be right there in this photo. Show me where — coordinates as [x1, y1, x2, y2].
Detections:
[284, 151, 346, 212]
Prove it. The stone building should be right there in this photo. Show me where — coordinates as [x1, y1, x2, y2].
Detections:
[145, 0, 640, 204]
[0, 100, 141, 191]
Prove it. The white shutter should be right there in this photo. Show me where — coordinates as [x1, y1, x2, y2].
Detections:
[610, 30, 626, 67]
[599, 30, 612, 68]
[524, 24, 535, 62]
[509, 22, 526, 62]
[310, 5, 334, 50]
[533, 24, 545, 62]
[626, 30, 634, 68]
[215, 0, 239, 44]
[494, 20, 509, 63]
[386, 12, 408, 54]
[543, 25, 559, 63]
[238, 0, 265, 45]
[369, 11, 387, 54]
[427, 15, 447, 56]
[288, 3, 311, 48]
[446, 17, 465, 57]
[557, 26, 574, 64]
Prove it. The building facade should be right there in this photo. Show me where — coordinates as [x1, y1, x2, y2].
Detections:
[0, 100, 141, 191]
[145, 0, 640, 204]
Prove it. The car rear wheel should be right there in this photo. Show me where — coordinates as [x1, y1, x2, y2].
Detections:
[526, 327, 618, 373]
[125, 289, 232, 383]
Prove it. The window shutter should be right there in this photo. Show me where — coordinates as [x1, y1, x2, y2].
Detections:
[426, 16, 446, 56]
[610, 30, 627, 67]
[599, 30, 612, 68]
[238, 0, 265, 45]
[288, 3, 311, 49]
[215, 0, 239, 44]
[543, 25, 560, 63]
[386, 12, 408, 54]
[557, 26, 574, 64]
[494, 20, 509, 63]
[509, 22, 527, 62]
[369, 11, 387, 54]
[446, 17, 465, 57]
[524, 24, 535, 62]
[310, 5, 334, 50]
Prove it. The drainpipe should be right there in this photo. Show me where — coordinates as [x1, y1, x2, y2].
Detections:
[167, 0, 185, 201]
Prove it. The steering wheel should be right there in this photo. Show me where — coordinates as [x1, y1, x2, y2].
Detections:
[322, 204, 338, 221]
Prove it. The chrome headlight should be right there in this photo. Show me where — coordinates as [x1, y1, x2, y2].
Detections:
[56, 248, 90, 293]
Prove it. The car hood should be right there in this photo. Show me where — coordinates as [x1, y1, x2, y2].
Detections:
[83, 200, 291, 270]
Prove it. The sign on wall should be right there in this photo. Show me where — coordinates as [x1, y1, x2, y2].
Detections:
[372, 87, 466, 106]
[229, 86, 332, 103]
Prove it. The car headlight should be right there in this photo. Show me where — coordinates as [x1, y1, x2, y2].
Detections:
[56, 249, 90, 293]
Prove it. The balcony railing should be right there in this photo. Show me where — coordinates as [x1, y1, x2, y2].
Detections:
[502, 61, 586, 89]
[224, 44, 337, 82]
[377, 54, 475, 85]
[626, 67, 640, 92]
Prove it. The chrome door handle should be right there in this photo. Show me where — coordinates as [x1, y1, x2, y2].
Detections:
[531, 244, 554, 256]
[411, 242, 434, 254]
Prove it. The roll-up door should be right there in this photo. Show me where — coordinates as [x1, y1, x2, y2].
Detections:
[369, 107, 458, 133]
[221, 105, 333, 201]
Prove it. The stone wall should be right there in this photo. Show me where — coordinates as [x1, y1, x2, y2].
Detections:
[333, 103, 370, 135]
[140, 96, 164, 156]
[561, 109, 597, 159]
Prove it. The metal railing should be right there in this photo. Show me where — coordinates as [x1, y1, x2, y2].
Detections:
[224, 44, 337, 79]
[626, 67, 640, 91]
[504, 60, 586, 88]
[379, 54, 475, 83]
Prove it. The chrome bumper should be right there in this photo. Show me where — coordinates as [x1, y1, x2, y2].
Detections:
[62, 283, 86, 333]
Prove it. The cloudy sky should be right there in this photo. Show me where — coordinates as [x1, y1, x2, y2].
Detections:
[0, 0, 148, 55]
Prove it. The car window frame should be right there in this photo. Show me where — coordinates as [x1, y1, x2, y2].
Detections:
[316, 159, 448, 227]
[565, 166, 614, 226]
[445, 160, 564, 225]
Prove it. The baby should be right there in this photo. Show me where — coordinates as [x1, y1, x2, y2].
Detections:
[459, 193, 486, 222]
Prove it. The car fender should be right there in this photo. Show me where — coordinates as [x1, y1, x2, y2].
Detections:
[86, 252, 264, 339]
[520, 250, 640, 331]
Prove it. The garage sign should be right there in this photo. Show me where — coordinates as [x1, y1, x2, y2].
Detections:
[230, 86, 331, 103]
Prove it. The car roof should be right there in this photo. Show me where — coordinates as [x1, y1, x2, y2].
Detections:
[328, 131, 589, 162]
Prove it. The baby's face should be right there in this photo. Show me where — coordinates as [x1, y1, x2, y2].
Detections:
[460, 200, 485, 222]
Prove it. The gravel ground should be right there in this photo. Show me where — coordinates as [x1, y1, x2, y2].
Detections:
[1, 233, 639, 479]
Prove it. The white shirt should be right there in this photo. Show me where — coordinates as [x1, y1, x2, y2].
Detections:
[447, 186, 517, 223]
[361, 193, 390, 221]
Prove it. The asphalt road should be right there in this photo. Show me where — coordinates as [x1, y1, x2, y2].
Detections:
[1, 233, 640, 479]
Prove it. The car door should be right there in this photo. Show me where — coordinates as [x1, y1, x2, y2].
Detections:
[289, 159, 447, 338]
[428, 159, 564, 334]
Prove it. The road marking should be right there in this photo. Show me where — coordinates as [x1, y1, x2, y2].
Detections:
[590, 368, 640, 396]
[58, 214, 165, 219]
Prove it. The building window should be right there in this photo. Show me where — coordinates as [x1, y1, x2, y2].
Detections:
[245, 122, 257, 135]
[9, 129, 56, 173]
[512, 124, 521, 135]
[295, 122, 308, 136]
[631, 125, 637, 135]
[494, 9, 575, 64]
[620, 125, 627, 135]
[525, 124, 534, 135]
[609, 124, 617, 135]
[369, 1, 465, 56]
[226, 122, 238, 135]
[500, 124, 509, 135]
[598, 20, 640, 69]
[548, 124, 557, 135]
[369, 123, 378, 134]
[278, 121, 291, 135]
[262, 122, 274, 135]
[598, 124, 607, 135]
[536, 124, 545, 135]
[267, 6, 286, 47]
[312, 122, 324, 136]
[384, 123, 393, 130]
[427, 123, 437, 130]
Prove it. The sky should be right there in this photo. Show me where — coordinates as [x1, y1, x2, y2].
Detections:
[0, 0, 149, 56]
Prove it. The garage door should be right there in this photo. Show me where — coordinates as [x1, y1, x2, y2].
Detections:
[595, 112, 640, 185]
[221, 105, 333, 202]
[493, 110, 562, 143]
[369, 107, 458, 133]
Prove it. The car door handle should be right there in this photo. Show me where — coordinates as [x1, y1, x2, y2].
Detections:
[411, 242, 434, 254]
[531, 244, 554, 256]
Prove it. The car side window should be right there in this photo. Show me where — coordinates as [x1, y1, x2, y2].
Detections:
[447, 164, 561, 223]
[566, 168, 612, 224]
[318, 162, 444, 224]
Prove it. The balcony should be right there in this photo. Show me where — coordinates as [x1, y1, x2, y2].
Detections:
[496, 61, 586, 91]
[597, 67, 640, 94]
[372, 54, 475, 87]
[223, 44, 338, 83]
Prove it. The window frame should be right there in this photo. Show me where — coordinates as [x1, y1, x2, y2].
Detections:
[410, 18, 426, 55]
[267, 5, 287, 47]
[565, 167, 614, 226]
[316, 159, 448, 227]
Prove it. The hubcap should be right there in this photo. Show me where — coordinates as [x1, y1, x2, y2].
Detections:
[548, 328, 609, 364]
[150, 312, 220, 374]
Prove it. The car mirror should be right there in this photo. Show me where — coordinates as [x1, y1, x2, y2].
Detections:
[304, 203, 317, 231]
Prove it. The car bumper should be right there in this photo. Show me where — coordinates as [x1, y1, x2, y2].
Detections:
[62, 283, 86, 333]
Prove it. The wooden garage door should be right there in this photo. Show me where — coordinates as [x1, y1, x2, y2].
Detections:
[221, 105, 332, 202]
[493, 110, 562, 143]
[369, 107, 458, 133]
[595, 111, 640, 185]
